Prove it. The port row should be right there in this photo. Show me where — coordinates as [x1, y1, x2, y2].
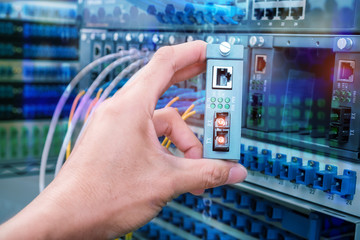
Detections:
[239, 144, 357, 200]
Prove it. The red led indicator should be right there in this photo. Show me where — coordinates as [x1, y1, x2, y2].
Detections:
[216, 118, 226, 127]
[217, 136, 226, 145]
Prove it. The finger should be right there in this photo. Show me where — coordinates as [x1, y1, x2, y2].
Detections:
[118, 41, 207, 111]
[153, 108, 202, 159]
[172, 158, 247, 194]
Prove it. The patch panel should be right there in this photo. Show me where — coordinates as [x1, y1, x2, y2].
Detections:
[0, 21, 78, 40]
[170, 188, 357, 239]
[0, 60, 78, 82]
[0, 83, 76, 120]
[0, 121, 67, 163]
[240, 137, 360, 217]
[78, 0, 360, 33]
[0, 43, 78, 60]
[0, 2, 77, 24]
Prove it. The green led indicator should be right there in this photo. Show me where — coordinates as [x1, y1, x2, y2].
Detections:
[210, 103, 216, 109]
[211, 97, 216, 102]
[218, 104, 223, 109]
[218, 97, 223, 103]
[225, 97, 230, 103]
[225, 104, 230, 109]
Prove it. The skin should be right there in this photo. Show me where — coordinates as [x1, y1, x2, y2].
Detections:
[0, 41, 247, 239]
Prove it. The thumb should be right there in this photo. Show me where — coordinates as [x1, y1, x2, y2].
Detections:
[172, 157, 247, 195]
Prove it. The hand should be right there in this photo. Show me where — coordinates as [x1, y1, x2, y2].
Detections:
[0, 40, 247, 239]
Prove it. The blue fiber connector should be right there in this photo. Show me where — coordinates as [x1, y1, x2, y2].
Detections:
[296, 160, 320, 186]
[243, 146, 258, 168]
[250, 149, 272, 172]
[331, 169, 357, 200]
[280, 157, 303, 182]
[313, 164, 338, 191]
[265, 153, 287, 177]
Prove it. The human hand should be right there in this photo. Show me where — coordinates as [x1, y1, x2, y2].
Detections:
[0, 40, 247, 239]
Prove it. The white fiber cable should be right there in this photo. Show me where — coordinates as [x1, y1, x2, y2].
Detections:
[54, 54, 147, 177]
[39, 49, 137, 192]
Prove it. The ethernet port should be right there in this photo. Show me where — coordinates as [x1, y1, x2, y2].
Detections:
[278, 8, 289, 20]
[212, 66, 233, 90]
[290, 7, 303, 20]
[338, 60, 355, 82]
[255, 55, 267, 74]
[251, 93, 263, 107]
[254, 8, 265, 20]
[265, 8, 277, 20]
[93, 44, 101, 58]
[105, 45, 112, 55]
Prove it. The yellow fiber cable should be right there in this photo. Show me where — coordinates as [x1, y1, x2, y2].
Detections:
[161, 96, 180, 146]
[165, 96, 179, 108]
[165, 110, 197, 149]
[125, 232, 133, 240]
[66, 90, 85, 160]
[85, 88, 103, 121]
[183, 104, 195, 116]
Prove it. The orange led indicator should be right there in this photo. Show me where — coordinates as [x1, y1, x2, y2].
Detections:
[216, 118, 226, 127]
[217, 136, 226, 145]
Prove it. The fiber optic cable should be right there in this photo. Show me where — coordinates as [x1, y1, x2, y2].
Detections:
[125, 232, 133, 240]
[85, 88, 103, 121]
[165, 96, 179, 108]
[39, 49, 137, 192]
[66, 90, 85, 160]
[55, 57, 149, 177]
[161, 96, 181, 146]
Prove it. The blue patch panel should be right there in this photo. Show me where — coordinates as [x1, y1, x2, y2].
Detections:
[23, 44, 78, 59]
[239, 142, 358, 202]
[0, 2, 77, 24]
[22, 64, 78, 82]
[23, 23, 78, 39]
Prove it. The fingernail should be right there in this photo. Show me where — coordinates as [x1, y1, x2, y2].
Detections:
[226, 164, 247, 184]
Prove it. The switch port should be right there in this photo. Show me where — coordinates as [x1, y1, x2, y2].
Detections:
[313, 165, 338, 192]
[296, 160, 319, 187]
[212, 66, 233, 89]
[290, 7, 303, 20]
[250, 149, 272, 172]
[329, 107, 351, 143]
[278, 8, 290, 20]
[265, 153, 287, 177]
[254, 8, 265, 20]
[280, 157, 303, 182]
[331, 169, 357, 200]
[213, 130, 229, 151]
[215, 112, 230, 128]
[337, 60, 355, 82]
[265, 8, 277, 20]
[255, 55, 267, 74]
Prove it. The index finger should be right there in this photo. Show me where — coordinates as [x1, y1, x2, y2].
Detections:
[119, 40, 207, 111]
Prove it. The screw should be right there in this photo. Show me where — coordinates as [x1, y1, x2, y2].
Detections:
[327, 165, 332, 171]
[309, 161, 314, 166]
[219, 41, 231, 56]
